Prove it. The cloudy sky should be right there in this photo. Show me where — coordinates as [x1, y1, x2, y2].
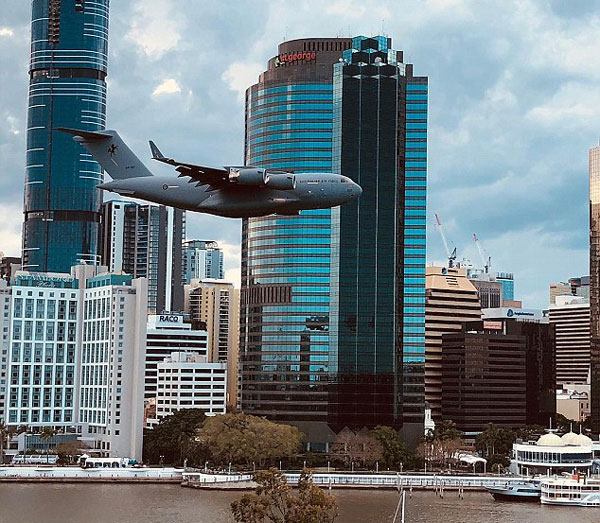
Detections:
[1, 0, 598, 306]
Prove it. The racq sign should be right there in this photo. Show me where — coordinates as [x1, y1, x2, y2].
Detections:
[276, 51, 317, 66]
[158, 314, 183, 324]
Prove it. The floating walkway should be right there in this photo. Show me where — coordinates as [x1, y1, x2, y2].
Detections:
[0, 466, 184, 483]
[182, 472, 530, 491]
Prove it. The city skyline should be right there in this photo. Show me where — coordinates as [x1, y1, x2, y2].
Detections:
[1, 1, 599, 307]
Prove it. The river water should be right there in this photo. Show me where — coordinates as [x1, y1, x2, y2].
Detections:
[0, 484, 598, 523]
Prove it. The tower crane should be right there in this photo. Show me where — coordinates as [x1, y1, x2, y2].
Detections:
[434, 213, 457, 268]
[473, 233, 491, 273]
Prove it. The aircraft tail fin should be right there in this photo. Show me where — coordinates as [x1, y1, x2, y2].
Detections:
[58, 128, 154, 180]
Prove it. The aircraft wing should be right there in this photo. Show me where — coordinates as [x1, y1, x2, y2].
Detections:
[149, 141, 229, 187]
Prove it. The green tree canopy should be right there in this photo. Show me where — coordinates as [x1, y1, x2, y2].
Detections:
[475, 424, 516, 458]
[143, 409, 207, 466]
[197, 413, 303, 468]
[370, 426, 407, 469]
[231, 469, 338, 523]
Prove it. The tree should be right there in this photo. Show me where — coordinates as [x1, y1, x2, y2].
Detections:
[197, 413, 302, 469]
[330, 428, 382, 469]
[55, 441, 87, 465]
[417, 420, 464, 469]
[0, 423, 10, 465]
[371, 426, 407, 469]
[143, 409, 207, 466]
[39, 427, 58, 463]
[475, 424, 516, 458]
[231, 469, 338, 523]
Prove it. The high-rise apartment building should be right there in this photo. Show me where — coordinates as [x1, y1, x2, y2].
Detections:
[590, 145, 600, 432]
[79, 271, 147, 459]
[240, 36, 428, 441]
[240, 38, 352, 433]
[425, 266, 482, 419]
[22, 0, 109, 272]
[184, 280, 239, 406]
[3, 265, 147, 459]
[182, 241, 224, 283]
[0, 280, 11, 423]
[101, 201, 185, 314]
[550, 296, 591, 388]
[144, 314, 209, 401]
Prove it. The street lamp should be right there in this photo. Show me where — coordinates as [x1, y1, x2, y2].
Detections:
[204, 461, 208, 473]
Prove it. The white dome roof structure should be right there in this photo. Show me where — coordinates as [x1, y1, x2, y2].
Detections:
[561, 432, 579, 445]
[574, 433, 592, 446]
[537, 433, 565, 447]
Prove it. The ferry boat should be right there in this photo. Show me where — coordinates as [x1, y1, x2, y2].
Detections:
[540, 476, 600, 506]
[485, 481, 541, 502]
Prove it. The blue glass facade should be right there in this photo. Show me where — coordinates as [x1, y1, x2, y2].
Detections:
[330, 36, 427, 429]
[22, 0, 109, 272]
[240, 39, 352, 424]
[240, 37, 427, 434]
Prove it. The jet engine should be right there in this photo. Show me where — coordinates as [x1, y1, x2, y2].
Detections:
[228, 168, 295, 190]
[228, 168, 267, 186]
[264, 172, 295, 190]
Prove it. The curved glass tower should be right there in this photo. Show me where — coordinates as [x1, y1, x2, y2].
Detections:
[240, 39, 351, 427]
[22, 0, 109, 272]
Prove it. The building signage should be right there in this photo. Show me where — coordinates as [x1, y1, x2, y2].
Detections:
[276, 51, 317, 66]
[483, 307, 544, 321]
[483, 321, 503, 330]
[158, 315, 183, 324]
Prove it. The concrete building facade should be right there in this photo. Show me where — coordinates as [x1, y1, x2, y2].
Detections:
[184, 280, 239, 406]
[153, 352, 226, 422]
[549, 296, 590, 387]
[425, 266, 481, 419]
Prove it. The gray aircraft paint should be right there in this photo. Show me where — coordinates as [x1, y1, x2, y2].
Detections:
[59, 128, 361, 218]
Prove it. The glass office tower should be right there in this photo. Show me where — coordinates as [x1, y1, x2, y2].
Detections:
[330, 36, 427, 432]
[590, 145, 600, 432]
[22, 0, 109, 272]
[240, 39, 352, 426]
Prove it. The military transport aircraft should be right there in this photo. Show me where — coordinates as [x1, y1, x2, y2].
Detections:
[59, 128, 362, 218]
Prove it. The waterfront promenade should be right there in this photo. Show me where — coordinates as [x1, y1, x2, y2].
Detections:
[0, 466, 184, 482]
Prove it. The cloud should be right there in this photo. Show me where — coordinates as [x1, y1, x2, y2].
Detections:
[0, 27, 13, 37]
[0, 203, 23, 256]
[152, 78, 182, 98]
[222, 62, 263, 102]
[126, 0, 182, 59]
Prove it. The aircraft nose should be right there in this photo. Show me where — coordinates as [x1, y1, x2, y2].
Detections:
[353, 182, 363, 198]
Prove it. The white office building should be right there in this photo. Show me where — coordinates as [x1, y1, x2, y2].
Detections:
[145, 314, 209, 400]
[153, 352, 226, 422]
[3, 266, 147, 461]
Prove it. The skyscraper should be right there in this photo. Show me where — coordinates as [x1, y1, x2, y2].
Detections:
[240, 36, 428, 441]
[101, 201, 185, 314]
[22, 0, 109, 273]
[329, 36, 428, 433]
[182, 240, 224, 283]
[589, 145, 600, 431]
[240, 38, 352, 431]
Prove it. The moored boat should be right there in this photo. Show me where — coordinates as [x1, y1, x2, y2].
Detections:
[486, 481, 540, 502]
[540, 476, 600, 506]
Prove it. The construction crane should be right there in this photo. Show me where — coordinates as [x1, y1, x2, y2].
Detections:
[434, 213, 457, 268]
[473, 233, 491, 273]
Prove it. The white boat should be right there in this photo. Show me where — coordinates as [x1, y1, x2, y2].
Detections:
[486, 481, 540, 502]
[540, 476, 600, 506]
